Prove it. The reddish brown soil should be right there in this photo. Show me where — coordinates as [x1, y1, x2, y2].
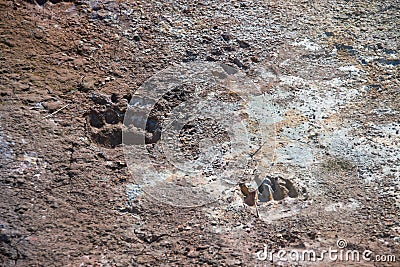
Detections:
[1, 1, 399, 266]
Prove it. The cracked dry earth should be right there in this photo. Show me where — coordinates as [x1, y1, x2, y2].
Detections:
[1, 0, 399, 266]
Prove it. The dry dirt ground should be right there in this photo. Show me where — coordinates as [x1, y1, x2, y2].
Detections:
[1, 0, 399, 266]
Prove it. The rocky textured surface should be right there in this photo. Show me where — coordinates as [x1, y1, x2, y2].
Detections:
[1, 0, 399, 266]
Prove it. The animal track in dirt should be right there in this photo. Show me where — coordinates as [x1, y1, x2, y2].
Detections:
[85, 93, 125, 148]
[239, 172, 303, 209]
[257, 174, 300, 202]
